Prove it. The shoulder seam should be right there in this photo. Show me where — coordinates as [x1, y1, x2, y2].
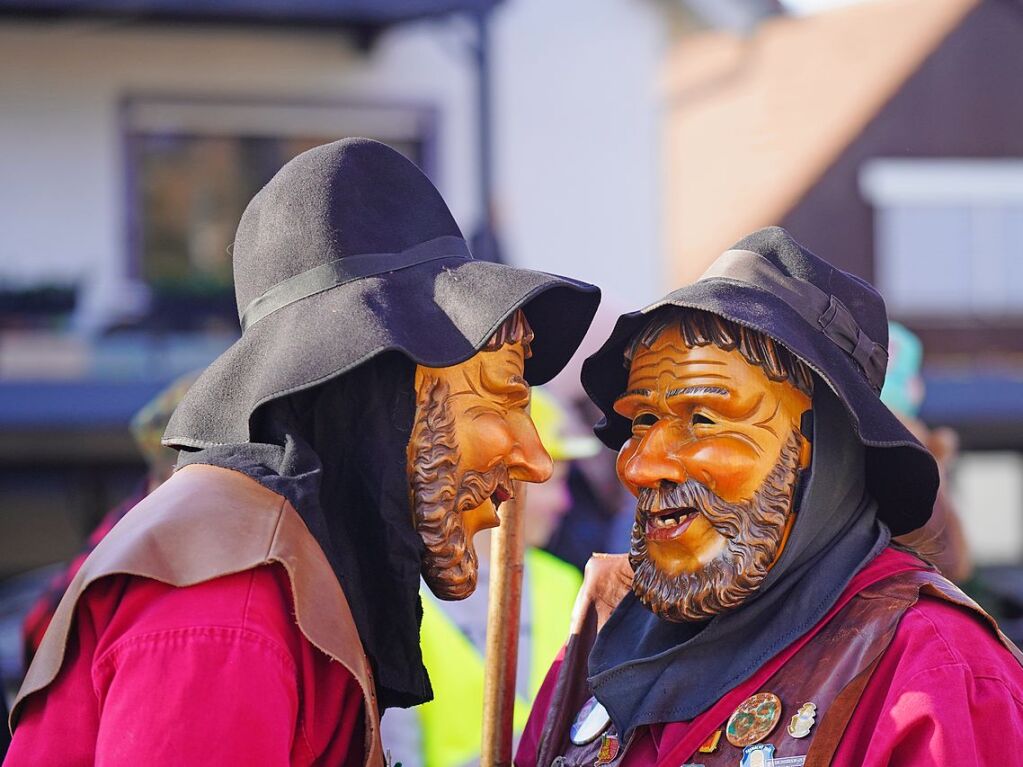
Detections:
[893, 661, 1023, 709]
[93, 624, 298, 679]
[910, 601, 960, 666]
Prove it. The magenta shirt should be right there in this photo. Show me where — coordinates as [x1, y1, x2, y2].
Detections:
[517, 549, 1023, 766]
[6, 565, 366, 766]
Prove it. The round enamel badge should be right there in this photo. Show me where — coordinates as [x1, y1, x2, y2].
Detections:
[725, 692, 782, 747]
[570, 696, 611, 746]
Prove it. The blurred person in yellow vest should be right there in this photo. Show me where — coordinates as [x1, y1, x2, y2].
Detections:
[381, 387, 599, 767]
[883, 322, 972, 583]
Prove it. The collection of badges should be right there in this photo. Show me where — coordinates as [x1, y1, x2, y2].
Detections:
[561, 691, 816, 767]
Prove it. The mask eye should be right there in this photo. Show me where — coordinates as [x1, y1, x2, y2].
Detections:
[692, 413, 715, 426]
[633, 413, 659, 429]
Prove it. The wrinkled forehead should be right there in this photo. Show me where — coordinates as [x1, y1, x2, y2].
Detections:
[476, 341, 529, 391]
[625, 325, 753, 393]
[423, 340, 530, 399]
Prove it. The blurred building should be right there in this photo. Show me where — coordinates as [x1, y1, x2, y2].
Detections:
[5, 0, 1019, 580]
[0, 0, 671, 576]
[662, 0, 1023, 565]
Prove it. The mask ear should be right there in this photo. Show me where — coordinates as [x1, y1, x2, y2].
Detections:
[798, 409, 814, 469]
[800, 409, 814, 441]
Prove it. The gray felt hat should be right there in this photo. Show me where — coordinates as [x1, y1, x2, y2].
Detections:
[164, 138, 600, 449]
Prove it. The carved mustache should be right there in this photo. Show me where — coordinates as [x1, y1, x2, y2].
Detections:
[637, 479, 751, 540]
[456, 463, 511, 512]
[638, 480, 711, 512]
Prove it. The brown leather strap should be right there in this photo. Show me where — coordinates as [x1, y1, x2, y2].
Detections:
[536, 603, 599, 767]
[10, 464, 385, 767]
[803, 654, 882, 766]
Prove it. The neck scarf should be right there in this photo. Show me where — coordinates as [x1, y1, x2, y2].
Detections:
[588, 383, 889, 735]
[178, 352, 431, 711]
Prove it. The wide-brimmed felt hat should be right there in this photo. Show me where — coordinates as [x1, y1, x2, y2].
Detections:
[581, 226, 938, 536]
[165, 138, 600, 449]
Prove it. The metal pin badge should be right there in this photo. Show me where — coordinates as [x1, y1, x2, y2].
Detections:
[740, 743, 775, 767]
[570, 696, 612, 746]
[697, 729, 722, 754]
[787, 702, 817, 739]
[726, 692, 783, 747]
[594, 732, 621, 765]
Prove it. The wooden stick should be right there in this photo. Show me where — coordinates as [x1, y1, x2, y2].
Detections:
[481, 483, 526, 767]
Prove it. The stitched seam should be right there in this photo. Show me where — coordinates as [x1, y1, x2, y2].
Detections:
[911, 603, 961, 666]
[266, 494, 288, 558]
[241, 569, 258, 629]
[909, 600, 1023, 707]
[94, 625, 297, 678]
[971, 673, 1023, 707]
[887, 660, 1023, 709]
[226, 559, 317, 758]
[265, 508, 315, 759]
[273, 531, 380, 766]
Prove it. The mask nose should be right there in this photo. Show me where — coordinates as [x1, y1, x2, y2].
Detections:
[507, 414, 554, 484]
[619, 421, 688, 491]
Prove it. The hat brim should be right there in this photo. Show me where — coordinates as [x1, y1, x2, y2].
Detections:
[165, 258, 600, 449]
[581, 279, 938, 536]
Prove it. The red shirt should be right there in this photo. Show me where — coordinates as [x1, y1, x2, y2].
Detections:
[517, 549, 1023, 766]
[6, 565, 365, 766]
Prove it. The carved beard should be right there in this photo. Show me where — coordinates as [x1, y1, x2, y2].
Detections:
[409, 376, 509, 600]
[630, 430, 804, 622]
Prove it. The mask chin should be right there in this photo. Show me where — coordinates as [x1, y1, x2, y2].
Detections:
[631, 429, 805, 621]
[422, 540, 479, 601]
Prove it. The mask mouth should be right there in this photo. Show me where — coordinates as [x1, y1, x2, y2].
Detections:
[490, 481, 512, 513]
[645, 506, 700, 542]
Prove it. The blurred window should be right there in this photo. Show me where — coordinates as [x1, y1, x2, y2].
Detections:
[953, 451, 1023, 566]
[124, 96, 436, 330]
[860, 159, 1023, 318]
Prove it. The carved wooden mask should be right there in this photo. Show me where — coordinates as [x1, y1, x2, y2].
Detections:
[613, 314, 813, 621]
[408, 310, 553, 600]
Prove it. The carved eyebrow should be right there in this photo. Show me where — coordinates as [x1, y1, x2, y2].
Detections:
[616, 388, 653, 402]
[500, 375, 529, 392]
[493, 375, 530, 403]
[666, 385, 730, 398]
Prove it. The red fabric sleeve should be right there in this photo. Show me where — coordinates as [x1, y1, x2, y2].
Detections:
[6, 566, 366, 767]
[835, 597, 1023, 766]
[93, 625, 301, 766]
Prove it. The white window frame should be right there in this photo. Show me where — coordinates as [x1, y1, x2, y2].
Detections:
[860, 158, 1023, 319]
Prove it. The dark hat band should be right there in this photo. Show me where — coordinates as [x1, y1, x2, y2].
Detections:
[700, 249, 888, 392]
[239, 235, 471, 332]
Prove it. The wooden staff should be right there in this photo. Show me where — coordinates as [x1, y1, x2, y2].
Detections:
[481, 482, 526, 767]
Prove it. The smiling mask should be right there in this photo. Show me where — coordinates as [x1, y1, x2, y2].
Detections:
[613, 309, 813, 621]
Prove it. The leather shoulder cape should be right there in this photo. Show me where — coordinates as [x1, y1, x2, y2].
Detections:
[10, 464, 385, 767]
